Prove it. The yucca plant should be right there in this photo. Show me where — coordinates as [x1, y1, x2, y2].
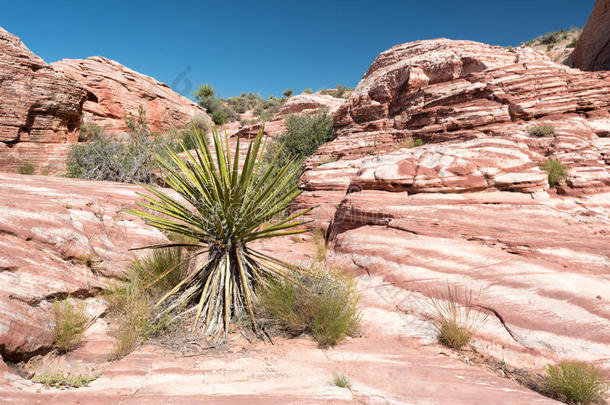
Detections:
[127, 126, 311, 341]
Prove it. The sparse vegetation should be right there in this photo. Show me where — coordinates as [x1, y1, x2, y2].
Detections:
[194, 84, 237, 124]
[105, 248, 190, 360]
[52, 299, 89, 352]
[283, 89, 294, 98]
[312, 229, 327, 262]
[78, 122, 102, 142]
[528, 123, 555, 137]
[541, 159, 569, 187]
[320, 84, 353, 99]
[303, 88, 313, 94]
[546, 361, 608, 405]
[17, 162, 35, 175]
[333, 373, 352, 389]
[428, 284, 487, 350]
[33, 370, 100, 389]
[258, 263, 360, 348]
[397, 137, 424, 149]
[522, 27, 582, 53]
[127, 126, 311, 340]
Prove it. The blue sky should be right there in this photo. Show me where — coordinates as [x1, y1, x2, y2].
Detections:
[2, 0, 594, 99]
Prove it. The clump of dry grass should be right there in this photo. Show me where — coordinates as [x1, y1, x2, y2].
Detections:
[546, 360, 608, 405]
[257, 263, 360, 348]
[428, 284, 487, 350]
[33, 369, 100, 389]
[312, 229, 327, 262]
[528, 123, 555, 137]
[397, 136, 424, 149]
[52, 299, 89, 352]
[333, 372, 352, 389]
[105, 248, 189, 360]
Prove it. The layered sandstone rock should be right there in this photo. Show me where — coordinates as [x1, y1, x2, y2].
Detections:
[0, 173, 167, 361]
[0, 27, 86, 173]
[51, 56, 209, 134]
[571, 0, 610, 71]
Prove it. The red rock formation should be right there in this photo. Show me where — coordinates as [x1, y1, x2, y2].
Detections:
[52, 57, 209, 134]
[571, 0, 610, 71]
[0, 173, 167, 361]
[0, 27, 86, 173]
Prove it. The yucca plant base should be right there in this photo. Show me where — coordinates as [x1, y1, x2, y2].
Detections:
[128, 126, 311, 341]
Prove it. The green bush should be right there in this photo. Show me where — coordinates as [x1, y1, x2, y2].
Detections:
[333, 373, 352, 389]
[194, 84, 237, 123]
[258, 263, 360, 348]
[17, 162, 35, 175]
[546, 361, 608, 405]
[320, 84, 353, 99]
[79, 122, 102, 142]
[303, 88, 313, 94]
[275, 113, 334, 163]
[528, 123, 555, 137]
[283, 89, 294, 98]
[541, 159, 568, 187]
[52, 299, 89, 352]
[253, 97, 285, 121]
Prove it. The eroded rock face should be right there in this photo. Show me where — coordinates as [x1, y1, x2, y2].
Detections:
[571, 0, 610, 71]
[51, 57, 209, 134]
[0, 173, 167, 361]
[0, 27, 86, 173]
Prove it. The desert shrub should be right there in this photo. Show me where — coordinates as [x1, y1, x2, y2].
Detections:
[17, 162, 35, 175]
[189, 114, 210, 132]
[283, 89, 294, 98]
[211, 110, 229, 125]
[428, 284, 487, 350]
[312, 229, 327, 262]
[275, 113, 334, 163]
[528, 123, 555, 137]
[303, 88, 313, 94]
[105, 248, 189, 359]
[397, 137, 424, 149]
[320, 84, 353, 99]
[567, 37, 579, 48]
[33, 370, 100, 388]
[52, 299, 89, 352]
[194, 84, 237, 123]
[258, 263, 360, 348]
[333, 373, 352, 389]
[541, 159, 569, 187]
[539, 31, 561, 46]
[253, 97, 285, 121]
[126, 127, 311, 340]
[78, 122, 102, 142]
[546, 361, 608, 405]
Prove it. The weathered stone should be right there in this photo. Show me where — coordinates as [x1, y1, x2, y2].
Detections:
[571, 0, 610, 71]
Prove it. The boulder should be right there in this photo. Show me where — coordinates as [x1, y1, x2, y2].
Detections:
[571, 0, 610, 71]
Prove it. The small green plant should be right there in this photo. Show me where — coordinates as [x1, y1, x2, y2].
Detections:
[52, 299, 89, 352]
[33, 370, 100, 389]
[17, 162, 35, 175]
[428, 284, 487, 350]
[333, 373, 352, 389]
[541, 159, 569, 187]
[258, 264, 360, 348]
[546, 361, 608, 405]
[283, 89, 294, 98]
[528, 123, 555, 137]
[303, 88, 313, 94]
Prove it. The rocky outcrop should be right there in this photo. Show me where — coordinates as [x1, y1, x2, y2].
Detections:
[0, 27, 87, 173]
[234, 92, 346, 139]
[571, 0, 610, 71]
[0, 173, 167, 362]
[0, 26, 209, 174]
[294, 39, 610, 375]
[52, 57, 209, 134]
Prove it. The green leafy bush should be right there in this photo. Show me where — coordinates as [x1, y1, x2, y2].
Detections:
[52, 299, 89, 352]
[258, 263, 360, 348]
[546, 361, 608, 405]
[303, 88, 313, 94]
[528, 123, 555, 137]
[194, 84, 237, 123]
[127, 127, 311, 340]
[541, 159, 568, 187]
[78, 122, 102, 142]
[283, 89, 294, 98]
[253, 97, 285, 121]
[17, 162, 35, 175]
[271, 113, 334, 166]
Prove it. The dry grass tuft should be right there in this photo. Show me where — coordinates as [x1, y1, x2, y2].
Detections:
[527, 123, 555, 137]
[312, 229, 327, 262]
[52, 299, 89, 352]
[397, 137, 424, 149]
[333, 373, 352, 389]
[33, 369, 100, 389]
[428, 284, 487, 350]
